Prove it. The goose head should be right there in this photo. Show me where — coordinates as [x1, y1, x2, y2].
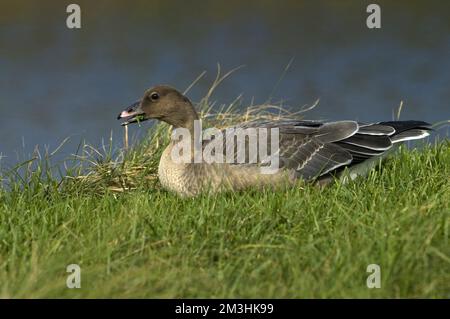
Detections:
[118, 85, 199, 129]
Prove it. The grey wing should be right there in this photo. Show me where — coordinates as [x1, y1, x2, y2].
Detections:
[276, 121, 356, 179]
[208, 120, 356, 179]
[278, 120, 431, 179]
[205, 119, 431, 180]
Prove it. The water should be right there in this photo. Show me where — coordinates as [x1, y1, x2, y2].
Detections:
[1, 0, 449, 167]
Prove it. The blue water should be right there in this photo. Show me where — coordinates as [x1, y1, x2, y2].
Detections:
[0, 1, 449, 168]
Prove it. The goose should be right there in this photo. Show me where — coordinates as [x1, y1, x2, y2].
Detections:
[117, 85, 431, 197]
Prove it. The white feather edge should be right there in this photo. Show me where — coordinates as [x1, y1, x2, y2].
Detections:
[391, 130, 430, 143]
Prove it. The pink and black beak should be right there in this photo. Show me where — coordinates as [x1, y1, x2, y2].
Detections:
[117, 100, 147, 126]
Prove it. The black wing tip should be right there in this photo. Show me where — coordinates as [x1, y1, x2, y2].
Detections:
[378, 120, 433, 132]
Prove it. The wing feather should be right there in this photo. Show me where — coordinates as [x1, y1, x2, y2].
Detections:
[207, 119, 431, 182]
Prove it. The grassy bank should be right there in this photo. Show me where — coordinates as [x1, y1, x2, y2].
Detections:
[0, 74, 449, 297]
[0, 129, 448, 298]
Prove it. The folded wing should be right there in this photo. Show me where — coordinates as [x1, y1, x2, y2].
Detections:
[209, 119, 431, 180]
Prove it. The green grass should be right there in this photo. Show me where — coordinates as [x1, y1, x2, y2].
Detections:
[0, 70, 449, 297]
[0, 134, 448, 298]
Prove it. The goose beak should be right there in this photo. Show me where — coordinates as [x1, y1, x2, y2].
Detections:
[117, 100, 147, 126]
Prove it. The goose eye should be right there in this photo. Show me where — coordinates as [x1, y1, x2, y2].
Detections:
[150, 92, 159, 101]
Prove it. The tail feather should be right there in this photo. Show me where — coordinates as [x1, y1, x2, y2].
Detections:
[378, 120, 432, 134]
[379, 120, 432, 144]
[390, 129, 431, 143]
[334, 120, 432, 167]
[315, 120, 432, 182]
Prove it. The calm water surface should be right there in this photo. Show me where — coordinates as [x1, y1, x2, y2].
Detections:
[0, 0, 449, 167]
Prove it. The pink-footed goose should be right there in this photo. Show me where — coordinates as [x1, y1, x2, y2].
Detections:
[118, 85, 431, 197]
